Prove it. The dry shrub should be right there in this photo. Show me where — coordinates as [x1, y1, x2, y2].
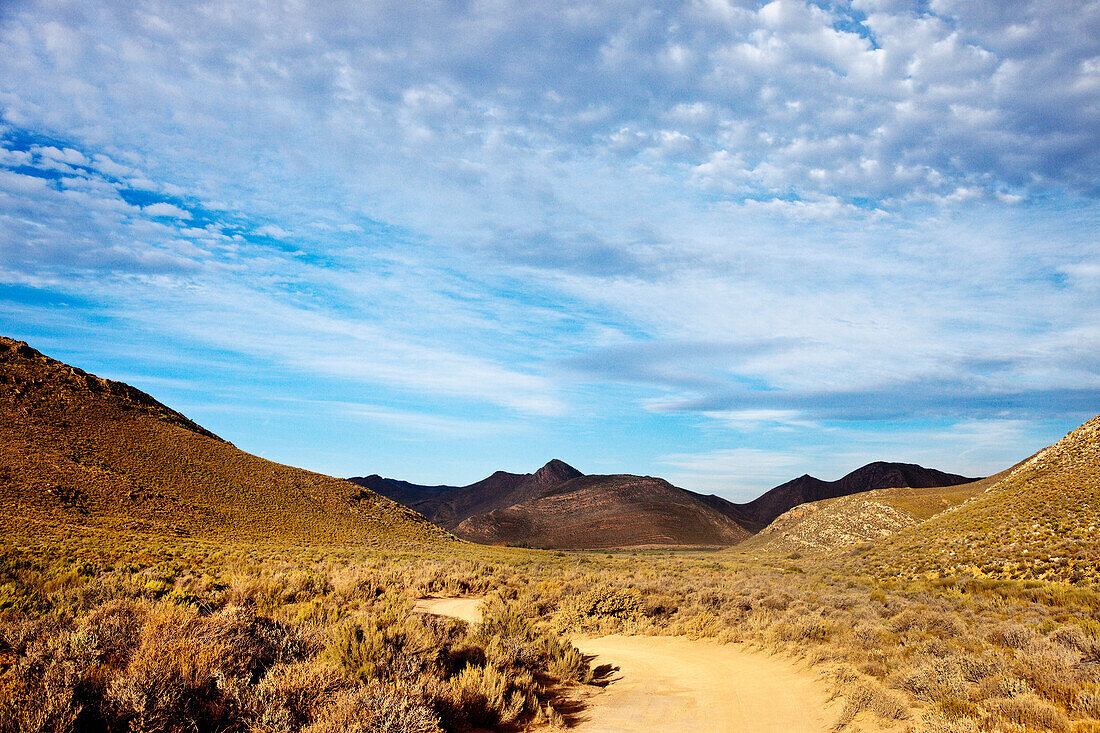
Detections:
[1013, 641, 1079, 708]
[302, 683, 441, 733]
[0, 600, 151, 733]
[1049, 625, 1093, 652]
[891, 608, 965, 638]
[922, 709, 979, 733]
[444, 663, 531, 727]
[475, 600, 590, 684]
[989, 622, 1037, 649]
[759, 591, 792, 611]
[249, 660, 348, 732]
[0, 625, 86, 733]
[325, 617, 423, 682]
[959, 652, 1005, 683]
[791, 613, 838, 642]
[1073, 688, 1100, 718]
[1072, 722, 1100, 733]
[574, 586, 644, 619]
[978, 674, 1033, 700]
[673, 611, 723, 639]
[988, 693, 1069, 730]
[833, 674, 909, 728]
[107, 604, 313, 731]
[895, 658, 968, 703]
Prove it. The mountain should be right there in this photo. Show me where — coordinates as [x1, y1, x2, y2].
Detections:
[719, 461, 979, 532]
[856, 415, 1100, 584]
[355, 462, 751, 548]
[357, 457, 974, 550]
[0, 337, 445, 547]
[349, 458, 584, 530]
[455, 474, 752, 549]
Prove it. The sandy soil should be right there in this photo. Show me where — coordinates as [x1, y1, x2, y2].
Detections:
[569, 635, 840, 732]
[415, 597, 851, 733]
[413, 596, 484, 625]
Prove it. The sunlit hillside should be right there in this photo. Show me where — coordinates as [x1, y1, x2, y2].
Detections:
[733, 476, 998, 558]
[857, 415, 1100, 584]
[0, 337, 446, 549]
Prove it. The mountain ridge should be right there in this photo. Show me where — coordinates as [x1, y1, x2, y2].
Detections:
[355, 457, 977, 549]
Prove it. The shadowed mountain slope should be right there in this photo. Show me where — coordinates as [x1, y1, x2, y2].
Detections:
[0, 337, 445, 546]
[349, 458, 583, 530]
[855, 414, 1100, 584]
[358, 457, 974, 549]
[456, 474, 753, 549]
[723, 461, 979, 532]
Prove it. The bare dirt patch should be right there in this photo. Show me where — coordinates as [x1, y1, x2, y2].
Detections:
[414, 595, 484, 625]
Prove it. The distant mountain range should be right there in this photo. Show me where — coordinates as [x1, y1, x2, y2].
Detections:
[0, 333, 986, 553]
[350, 459, 977, 549]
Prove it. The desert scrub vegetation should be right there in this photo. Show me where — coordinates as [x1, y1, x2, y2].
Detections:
[3, 512, 1099, 731]
[0, 542, 589, 733]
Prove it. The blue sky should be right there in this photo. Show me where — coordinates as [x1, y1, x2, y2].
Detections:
[1, 0, 1097, 500]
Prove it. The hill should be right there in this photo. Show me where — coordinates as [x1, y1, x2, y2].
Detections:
[0, 337, 446, 547]
[732, 478, 997, 558]
[355, 462, 750, 548]
[856, 414, 1100, 584]
[455, 473, 752, 549]
[359, 458, 977, 549]
[723, 461, 978, 532]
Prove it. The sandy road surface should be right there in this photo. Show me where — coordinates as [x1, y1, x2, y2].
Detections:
[569, 634, 837, 733]
[415, 597, 846, 733]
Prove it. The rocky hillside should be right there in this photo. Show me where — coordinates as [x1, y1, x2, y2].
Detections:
[0, 337, 445, 547]
[856, 415, 1100, 584]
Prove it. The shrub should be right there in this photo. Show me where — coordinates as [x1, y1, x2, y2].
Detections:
[1073, 688, 1100, 719]
[249, 660, 348, 731]
[575, 587, 644, 619]
[988, 622, 1036, 649]
[444, 663, 530, 727]
[106, 605, 312, 731]
[834, 676, 910, 727]
[302, 683, 441, 733]
[988, 693, 1069, 730]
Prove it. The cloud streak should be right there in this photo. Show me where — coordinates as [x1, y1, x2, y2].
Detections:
[0, 0, 1097, 492]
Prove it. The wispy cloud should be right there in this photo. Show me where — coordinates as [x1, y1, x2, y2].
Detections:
[0, 0, 1097, 492]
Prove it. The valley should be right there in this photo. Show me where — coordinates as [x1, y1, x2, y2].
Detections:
[1, 337, 1098, 733]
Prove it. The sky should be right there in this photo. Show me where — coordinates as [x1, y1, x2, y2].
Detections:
[1, 0, 1098, 501]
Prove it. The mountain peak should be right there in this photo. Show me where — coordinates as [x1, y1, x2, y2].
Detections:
[531, 459, 583, 485]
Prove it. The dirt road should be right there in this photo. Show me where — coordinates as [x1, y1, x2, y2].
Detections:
[569, 634, 836, 732]
[415, 597, 845, 733]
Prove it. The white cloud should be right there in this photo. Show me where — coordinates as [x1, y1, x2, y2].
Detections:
[37, 145, 87, 166]
[142, 202, 191, 219]
[0, 0, 1097, 486]
[255, 224, 290, 239]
